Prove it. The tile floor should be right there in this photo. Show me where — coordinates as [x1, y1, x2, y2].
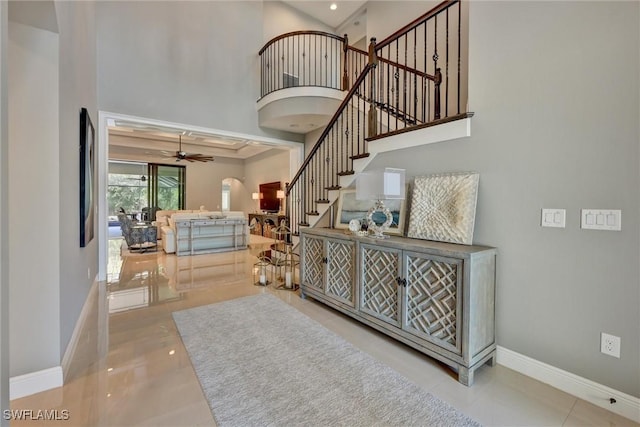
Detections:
[10, 238, 639, 426]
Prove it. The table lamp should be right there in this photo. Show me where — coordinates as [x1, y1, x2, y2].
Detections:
[252, 192, 261, 213]
[356, 167, 405, 238]
[276, 190, 285, 214]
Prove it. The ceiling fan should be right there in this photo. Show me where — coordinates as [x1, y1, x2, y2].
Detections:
[171, 134, 214, 163]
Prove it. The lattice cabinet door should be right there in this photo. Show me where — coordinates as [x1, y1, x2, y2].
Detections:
[325, 238, 355, 307]
[301, 236, 324, 291]
[402, 251, 463, 355]
[359, 243, 402, 327]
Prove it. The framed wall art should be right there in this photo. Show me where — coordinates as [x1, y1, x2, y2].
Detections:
[407, 172, 479, 245]
[79, 107, 95, 247]
[335, 188, 406, 235]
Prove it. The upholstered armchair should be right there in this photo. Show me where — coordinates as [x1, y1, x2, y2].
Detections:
[117, 213, 158, 252]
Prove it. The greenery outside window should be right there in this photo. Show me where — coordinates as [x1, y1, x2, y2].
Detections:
[108, 161, 185, 222]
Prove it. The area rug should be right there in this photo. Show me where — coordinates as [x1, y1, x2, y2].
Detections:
[172, 293, 481, 427]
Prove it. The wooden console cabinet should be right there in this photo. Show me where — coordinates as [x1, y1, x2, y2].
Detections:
[300, 227, 497, 386]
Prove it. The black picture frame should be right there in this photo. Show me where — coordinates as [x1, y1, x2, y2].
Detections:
[79, 108, 95, 247]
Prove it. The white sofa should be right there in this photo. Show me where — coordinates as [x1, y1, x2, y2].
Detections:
[155, 210, 248, 254]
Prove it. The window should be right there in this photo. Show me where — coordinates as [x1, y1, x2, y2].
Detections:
[108, 161, 186, 222]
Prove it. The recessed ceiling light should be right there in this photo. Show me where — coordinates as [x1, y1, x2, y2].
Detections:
[330, 3, 337, 11]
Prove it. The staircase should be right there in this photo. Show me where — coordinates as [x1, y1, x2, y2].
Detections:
[262, 0, 470, 239]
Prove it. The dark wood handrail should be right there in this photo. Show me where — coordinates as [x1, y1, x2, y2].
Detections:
[346, 45, 368, 56]
[286, 64, 373, 196]
[377, 56, 436, 81]
[259, 30, 344, 55]
[376, 0, 460, 50]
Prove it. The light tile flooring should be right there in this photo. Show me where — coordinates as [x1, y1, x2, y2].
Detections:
[11, 238, 639, 426]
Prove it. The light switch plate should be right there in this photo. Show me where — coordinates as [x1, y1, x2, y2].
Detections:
[581, 209, 621, 231]
[541, 209, 566, 228]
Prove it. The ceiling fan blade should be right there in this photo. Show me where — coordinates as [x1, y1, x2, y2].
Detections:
[187, 156, 214, 162]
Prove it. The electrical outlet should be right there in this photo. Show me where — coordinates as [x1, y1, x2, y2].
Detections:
[601, 333, 621, 358]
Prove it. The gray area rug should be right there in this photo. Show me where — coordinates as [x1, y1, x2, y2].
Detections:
[173, 293, 481, 427]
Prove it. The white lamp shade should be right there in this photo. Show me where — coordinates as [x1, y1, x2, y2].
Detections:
[276, 190, 285, 199]
[356, 168, 406, 200]
[252, 192, 260, 200]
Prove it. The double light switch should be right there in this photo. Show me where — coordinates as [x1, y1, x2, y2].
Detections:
[541, 209, 566, 228]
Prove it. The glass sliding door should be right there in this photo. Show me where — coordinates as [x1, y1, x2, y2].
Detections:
[107, 161, 148, 221]
[148, 163, 185, 212]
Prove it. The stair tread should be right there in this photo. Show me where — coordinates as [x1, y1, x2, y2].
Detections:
[316, 200, 330, 204]
[337, 170, 355, 176]
[350, 153, 370, 160]
[325, 186, 341, 190]
[306, 212, 319, 216]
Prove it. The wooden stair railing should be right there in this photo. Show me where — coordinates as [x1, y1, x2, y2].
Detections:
[286, 64, 375, 233]
[281, 0, 466, 235]
[373, 0, 465, 133]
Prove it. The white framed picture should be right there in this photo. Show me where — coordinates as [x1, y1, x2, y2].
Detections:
[335, 189, 406, 236]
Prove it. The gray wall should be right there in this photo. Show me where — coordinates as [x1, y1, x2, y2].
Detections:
[56, 0, 98, 365]
[0, 0, 9, 416]
[8, 21, 60, 377]
[263, 1, 333, 41]
[5, 0, 97, 380]
[365, 1, 440, 43]
[366, 1, 639, 397]
[96, 1, 301, 143]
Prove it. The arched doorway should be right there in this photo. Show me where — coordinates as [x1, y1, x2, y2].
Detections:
[221, 177, 244, 212]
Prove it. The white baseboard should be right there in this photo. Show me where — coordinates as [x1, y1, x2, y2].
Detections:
[10, 366, 63, 400]
[61, 278, 98, 380]
[497, 346, 640, 423]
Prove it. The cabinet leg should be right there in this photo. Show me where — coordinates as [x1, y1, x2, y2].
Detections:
[486, 353, 496, 367]
[300, 290, 307, 299]
[458, 366, 474, 386]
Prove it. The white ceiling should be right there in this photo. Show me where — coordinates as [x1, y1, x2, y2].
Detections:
[281, 1, 367, 29]
[108, 120, 285, 162]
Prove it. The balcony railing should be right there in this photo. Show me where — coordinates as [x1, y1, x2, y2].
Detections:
[258, 31, 368, 99]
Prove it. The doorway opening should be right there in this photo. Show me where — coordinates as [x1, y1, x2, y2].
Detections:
[107, 161, 186, 238]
